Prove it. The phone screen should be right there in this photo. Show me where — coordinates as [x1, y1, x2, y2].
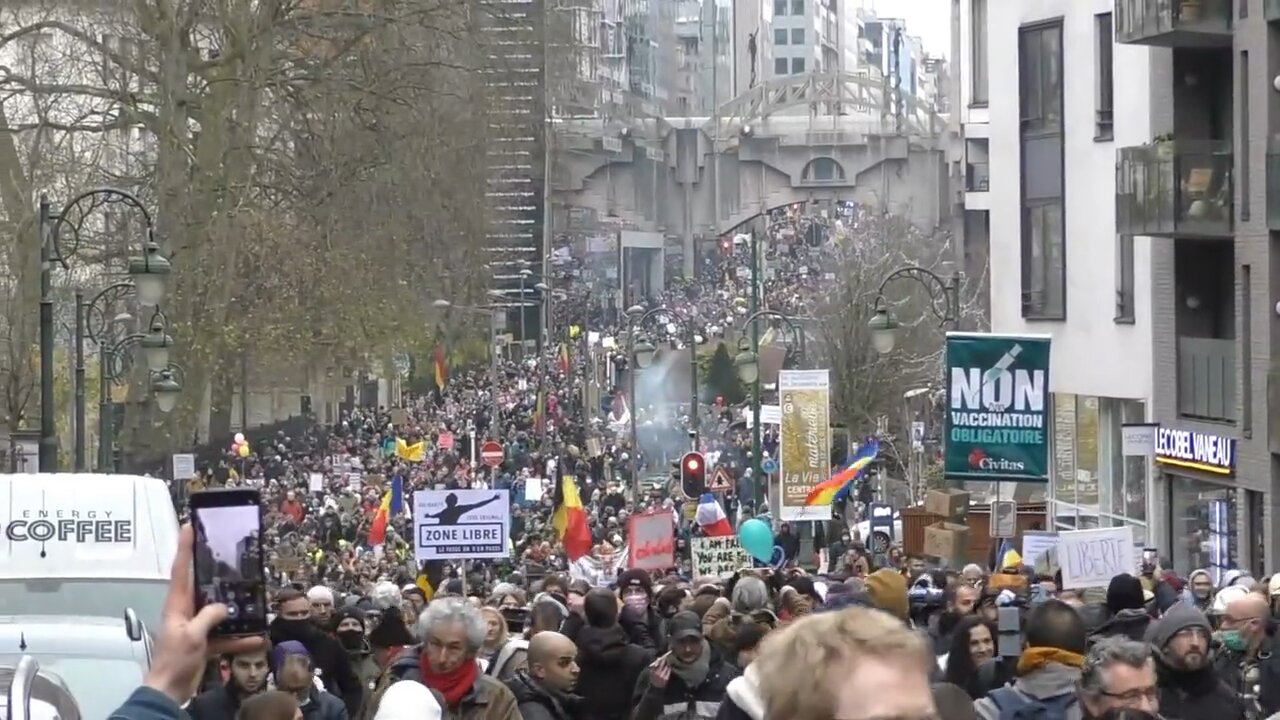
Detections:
[191, 490, 267, 636]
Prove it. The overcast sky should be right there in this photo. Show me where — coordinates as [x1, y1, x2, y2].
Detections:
[859, 0, 951, 59]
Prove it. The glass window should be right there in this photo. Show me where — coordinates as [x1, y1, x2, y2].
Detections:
[792, 57, 806, 73]
[971, 0, 988, 104]
[775, 0, 787, 14]
[792, 28, 805, 44]
[0, 655, 144, 720]
[775, 28, 788, 45]
[792, 0, 804, 14]
[1075, 396, 1100, 510]
[1169, 476, 1238, 584]
[1052, 393, 1077, 509]
[1115, 235, 1134, 322]
[774, 57, 788, 76]
[1095, 13, 1114, 139]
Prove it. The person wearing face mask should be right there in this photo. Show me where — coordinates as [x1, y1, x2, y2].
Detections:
[617, 569, 665, 652]
[1186, 570, 1215, 612]
[1146, 603, 1243, 720]
[1213, 591, 1280, 717]
[270, 589, 364, 714]
[272, 643, 349, 720]
[333, 609, 381, 692]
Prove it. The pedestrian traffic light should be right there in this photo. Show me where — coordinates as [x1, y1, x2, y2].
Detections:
[680, 451, 706, 498]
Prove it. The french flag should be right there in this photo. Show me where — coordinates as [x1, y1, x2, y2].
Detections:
[695, 493, 734, 537]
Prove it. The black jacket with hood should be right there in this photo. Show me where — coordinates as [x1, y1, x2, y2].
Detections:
[269, 617, 364, 714]
[505, 671, 584, 720]
[575, 624, 655, 720]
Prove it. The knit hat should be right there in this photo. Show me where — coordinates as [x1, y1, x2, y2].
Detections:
[368, 606, 416, 649]
[333, 607, 366, 633]
[617, 568, 653, 597]
[864, 569, 908, 621]
[785, 576, 823, 605]
[1145, 601, 1211, 650]
[1106, 573, 1146, 613]
[270, 640, 310, 673]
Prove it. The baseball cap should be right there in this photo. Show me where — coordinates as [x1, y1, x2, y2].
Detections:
[667, 611, 703, 641]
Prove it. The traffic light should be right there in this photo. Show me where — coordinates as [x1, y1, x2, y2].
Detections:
[679, 451, 706, 498]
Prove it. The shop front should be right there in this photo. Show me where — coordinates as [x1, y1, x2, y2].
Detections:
[1153, 426, 1259, 581]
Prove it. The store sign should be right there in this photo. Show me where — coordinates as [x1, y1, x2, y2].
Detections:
[1154, 428, 1236, 476]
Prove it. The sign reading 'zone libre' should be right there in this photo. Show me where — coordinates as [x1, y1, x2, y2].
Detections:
[944, 332, 1052, 482]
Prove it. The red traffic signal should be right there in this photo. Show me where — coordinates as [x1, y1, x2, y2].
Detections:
[680, 451, 706, 498]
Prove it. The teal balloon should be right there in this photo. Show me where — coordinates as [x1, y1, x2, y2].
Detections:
[738, 518, 774, 563]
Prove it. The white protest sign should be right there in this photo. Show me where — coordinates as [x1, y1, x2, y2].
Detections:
[413, 489, 511, 561]
[1020, 531, 1059, 566]
[524, 477, 545, 502]
[309, 473, 324, 493]
[691, 536, 750, 578]
[1058, 526, 1134, 589]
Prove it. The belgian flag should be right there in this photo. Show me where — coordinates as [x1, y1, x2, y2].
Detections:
[416, 560, 446, 600]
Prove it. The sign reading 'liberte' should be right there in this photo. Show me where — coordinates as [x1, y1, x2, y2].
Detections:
[1154, 427, 1236, 476]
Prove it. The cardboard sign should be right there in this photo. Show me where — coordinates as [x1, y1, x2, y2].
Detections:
[437, 432, 454, 450]
[1059, 526, 1134, 590]
[390, 408, 409, 426]
[691, 536, 750, 578]
[627, 511, 675, 571]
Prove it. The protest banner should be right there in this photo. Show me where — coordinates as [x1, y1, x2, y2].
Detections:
[413, 489, 510, 561]
[1058, 526, 1134, 589]
[627, 511, 675, 571]
[691, 536, 750, 578]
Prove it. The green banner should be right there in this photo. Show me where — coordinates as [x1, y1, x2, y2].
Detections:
[944, 332, 1051, 482]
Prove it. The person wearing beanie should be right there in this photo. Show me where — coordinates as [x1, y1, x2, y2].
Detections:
[616, 568, 665, 652]
[1092, 573, 1151, 643]
[334, 608, 381, 692]
[864, 568, 909, 622]
[1145, 602, 1243, 720]
[272, 641, 348, 720]
[366, 605, 416, 688]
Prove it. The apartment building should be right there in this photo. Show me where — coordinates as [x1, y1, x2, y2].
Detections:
[957, 0, 1159, 554]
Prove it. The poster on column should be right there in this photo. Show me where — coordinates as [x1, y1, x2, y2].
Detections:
[943, 332, 1052, 482]
[779, 369, 832, 521]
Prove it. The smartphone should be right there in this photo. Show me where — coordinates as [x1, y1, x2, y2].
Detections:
[190, 488, 267, 637]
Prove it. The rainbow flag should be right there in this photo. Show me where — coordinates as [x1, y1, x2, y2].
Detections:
[804, 439, 880, 507]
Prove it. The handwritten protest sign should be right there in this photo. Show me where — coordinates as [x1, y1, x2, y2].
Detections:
[692, 536, 750, 578]
[627, 511, 675, 571]
[1058, 526, 1134, 589]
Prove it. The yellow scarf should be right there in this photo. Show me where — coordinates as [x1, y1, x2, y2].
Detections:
[1016, 647, 1085, 675]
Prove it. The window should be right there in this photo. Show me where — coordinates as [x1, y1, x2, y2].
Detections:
[791, 28, 805, 44]
[1095, 13, 1113, 140]
[1240, 51, 1250, 222]
[970, 0, 988, 105]
[775, 28, 788, 45]
[1019, 21, 1065, 319]
[1242, 263, 1252, 436]
[1115, 235, 1134, 323]
[792, 0, 804, 14]
[775, 0, 787, 15]
[792, 57, 806, 73]
[774, 57, 789, 75]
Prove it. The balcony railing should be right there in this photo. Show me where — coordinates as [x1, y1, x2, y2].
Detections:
[1178, 336, 1236, 422]
[1115, 0, 1232, 47]
[966, 161, 989, 192]
[1116, 139, 1233, 238]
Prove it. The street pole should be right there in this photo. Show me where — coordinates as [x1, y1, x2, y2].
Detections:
[518, 276, 527, 352]
[38, 197, 57, 473]
[688, 326, 700, 449]
[628, 329, 640, 499]
[750, 229, 762, 512]
[73, 292, 86, 471]
[98, 353, 110, 471]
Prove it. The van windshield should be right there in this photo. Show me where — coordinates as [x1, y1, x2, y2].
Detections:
[0, 579, 166, 631]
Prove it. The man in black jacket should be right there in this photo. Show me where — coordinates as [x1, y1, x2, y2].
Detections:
[577, 589, 655, 720]
[506, 631, 583, 720]
[1148, 603, 1245, 720]
[187, 646, 270, 720]
[632, 611, 739, 720]
[269, 588, 363, 714]
[617, 568, 667, 652]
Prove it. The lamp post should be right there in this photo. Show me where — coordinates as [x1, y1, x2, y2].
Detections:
[625, 304, 700, 498]
[866, 266, 961, 355]
[433, 299, 501, 433]
[38, 189, 172, 472]
[733, 309, 805, 512]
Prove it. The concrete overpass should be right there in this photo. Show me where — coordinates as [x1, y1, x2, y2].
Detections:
[548, 72, 951, 272]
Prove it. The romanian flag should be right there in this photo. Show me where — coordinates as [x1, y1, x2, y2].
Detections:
[433, 347, 447, 391]
[416, 560, 445, 600]
[556, 344, 570, 374]
[552, 475, 592, 560]
[804, 439, 880, 507]
[368, 490, 392, 546]
[395, 437, 425, 462]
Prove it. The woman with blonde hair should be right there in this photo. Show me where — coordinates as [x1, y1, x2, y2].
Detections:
[477, 605, 511, 669]
[717, 607, 937, 720]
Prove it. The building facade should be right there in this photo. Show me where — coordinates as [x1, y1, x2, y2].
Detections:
[965, 0, 1158, 550]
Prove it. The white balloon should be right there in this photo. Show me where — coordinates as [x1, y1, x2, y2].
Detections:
[234, 432, 246, 444]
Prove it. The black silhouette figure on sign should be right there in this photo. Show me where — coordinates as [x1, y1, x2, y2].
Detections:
[422, 493, 502, 525]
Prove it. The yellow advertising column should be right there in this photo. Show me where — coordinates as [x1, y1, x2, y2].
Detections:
[778, 369, 832, 523]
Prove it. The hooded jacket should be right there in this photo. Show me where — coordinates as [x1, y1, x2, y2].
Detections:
[1088, 608, 1151, 644]
[714, 665, 765, 720]
[575, 624, 654, 720]
[972, 662, 1082, 720]
[504, 671, 584, 720]
[632, 645, 740, 720]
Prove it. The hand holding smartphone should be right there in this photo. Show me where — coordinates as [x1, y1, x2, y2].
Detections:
[189, 489, 268, 638]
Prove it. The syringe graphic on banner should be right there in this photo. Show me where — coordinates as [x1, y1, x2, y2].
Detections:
[980, 344, 1023, 391]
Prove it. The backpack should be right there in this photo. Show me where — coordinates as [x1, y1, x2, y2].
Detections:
[987, 687, 1078, 720]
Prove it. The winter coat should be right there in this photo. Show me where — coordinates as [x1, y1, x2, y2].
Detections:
[1088, 608, 1152, 644]
[972, 662, 1083, 720]
[301, 686, 350, 720]
[1153, 655, 1245, 720]
[575, 624, 655, 720]
[504, 671, 584, 720]
[632, 649, 740, 720]
[361, 645, 521, 720]
[187, 684, 246, 720]
[714, 665, 765, 720]
[269, 617, 364, 714]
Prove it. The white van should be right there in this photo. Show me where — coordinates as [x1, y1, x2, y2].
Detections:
[0, 474, 179, 630]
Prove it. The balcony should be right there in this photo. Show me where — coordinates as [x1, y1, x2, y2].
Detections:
[1115, 0, 1232, 47]
[965, 161, 989, 192]
[1116, 140, 1233, 239]
[1178, 336, 1236, 422]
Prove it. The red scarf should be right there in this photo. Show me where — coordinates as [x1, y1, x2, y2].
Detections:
[419, 655, 478, 707]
